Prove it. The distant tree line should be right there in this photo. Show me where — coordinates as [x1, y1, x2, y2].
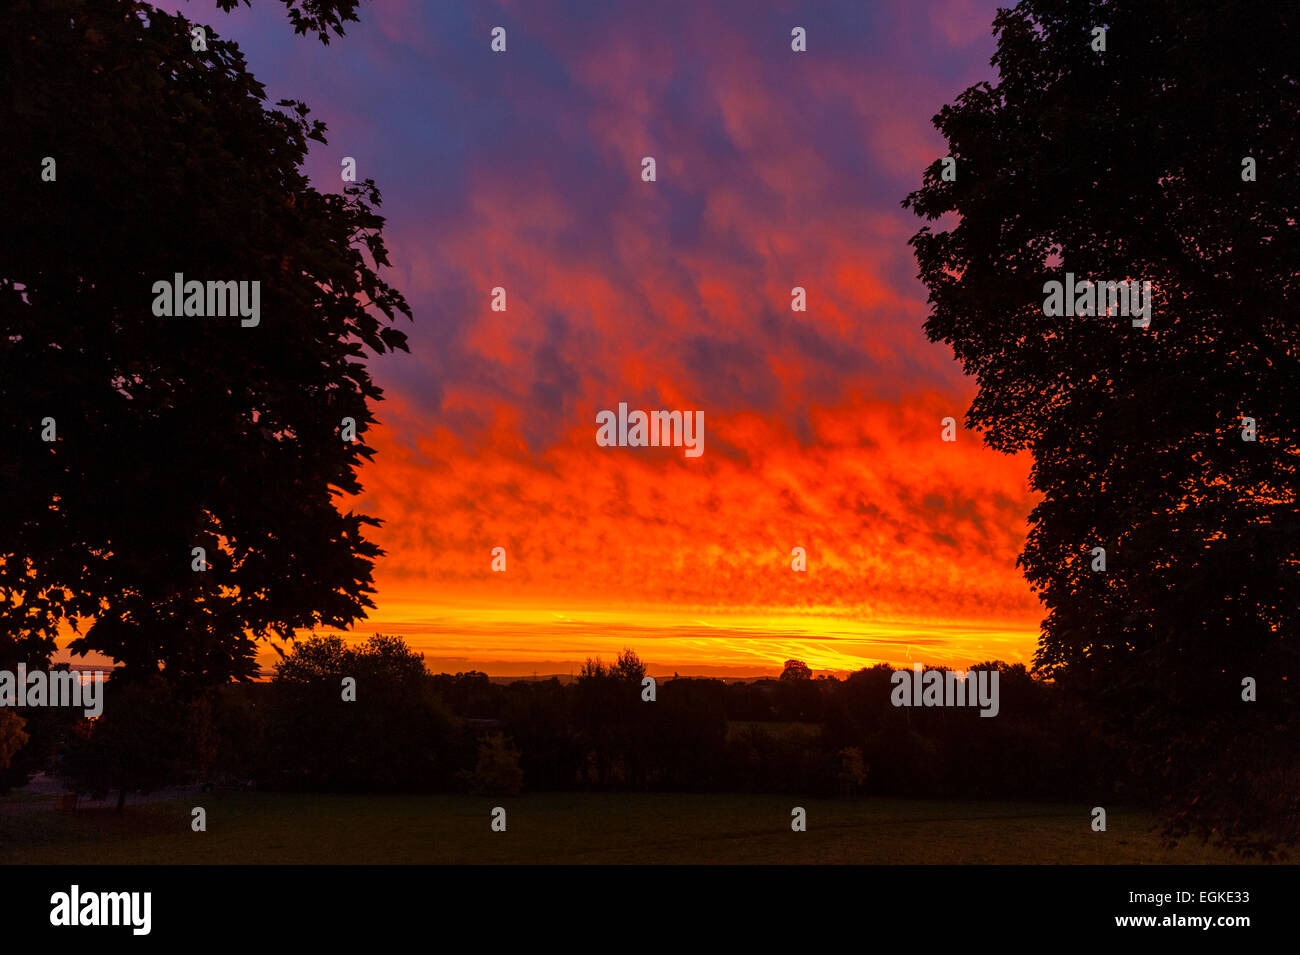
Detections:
[0, 640, 1146, 827]
[2, 635, 1291, 855]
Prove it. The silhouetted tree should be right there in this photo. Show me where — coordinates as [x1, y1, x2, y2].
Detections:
[499, 678, 582, 790]
[61, 673, 214, 811]
[464, 732, 524, 797]
[837, 746, 867, 797]
[779, 659, 812, 681]
[214, 0, 362, 43]
[647, 678, 727, 789]
[904, 0, 1297, 853]
[266, 635, 453, 791]
[613, 648, 647, 684]
[0, 0, 410, 684]
[0, 712, 29, 777]
[574, 658, 616, 786]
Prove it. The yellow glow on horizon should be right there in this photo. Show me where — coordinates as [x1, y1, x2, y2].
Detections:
[51, 596, 1040, 678]
[305, 596, 1039, 676]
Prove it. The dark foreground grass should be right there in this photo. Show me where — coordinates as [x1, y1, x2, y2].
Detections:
[0, 792, 1261, 864]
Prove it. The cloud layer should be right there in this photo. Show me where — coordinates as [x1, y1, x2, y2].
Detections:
[165, 0, 1037, 674]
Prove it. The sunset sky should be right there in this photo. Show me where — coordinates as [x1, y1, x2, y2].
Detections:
[143, 0, 1041, 676]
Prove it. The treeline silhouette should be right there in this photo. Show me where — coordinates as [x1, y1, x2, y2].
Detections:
[5, 636, 1132, 809]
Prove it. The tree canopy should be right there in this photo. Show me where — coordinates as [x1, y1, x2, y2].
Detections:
[0, 0, 411, 683]
[904, 0, 1297, 853]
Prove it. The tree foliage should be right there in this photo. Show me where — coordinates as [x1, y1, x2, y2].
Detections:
[213, 0, 362, 44]
[465, 732, 524, 797]
[0, 711, 30, 776]
[780, 659, 812, 681]
[265, 634, 454, 791]
[903, 0, 1297, 853]
[61, 673, 214, 810]
[0, 0, 411, 682]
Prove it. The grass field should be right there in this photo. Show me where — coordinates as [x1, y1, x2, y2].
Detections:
[0, 792, 1264, 864]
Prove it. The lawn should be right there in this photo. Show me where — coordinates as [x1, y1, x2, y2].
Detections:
[0, 791, 1260, 865]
